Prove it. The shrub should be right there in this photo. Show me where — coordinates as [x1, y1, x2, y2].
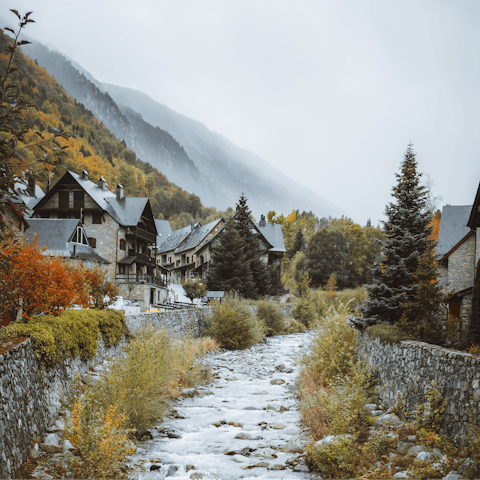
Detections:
[256, 300, 285, 336]
[365, 324, 417, 344]
[65, 402, 134, 478]
[81, 326, 209, 430]
[206, 294, 265, 349]
[302, 304, 358, 384]
[282, 317, 307, 334]
[293, 296, 317, 328]
[0, 310, 124, 367]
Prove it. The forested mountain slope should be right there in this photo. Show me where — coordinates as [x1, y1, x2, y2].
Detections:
[0, 29, 208, 221]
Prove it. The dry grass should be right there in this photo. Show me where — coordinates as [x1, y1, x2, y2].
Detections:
[365, 324, 417, 344]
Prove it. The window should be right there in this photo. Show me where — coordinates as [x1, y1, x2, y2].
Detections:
[186, 256, 190, 264]
[72, 227, 88, 245]
[73, 191, 84, 209]
[161, 255, 167, 263]
[92, 213, 102, 224]
[88, 237, 97, 248]
[118, 264, 126, 274]
[59, 190, 69, 209]
[119, 239, 126, 250]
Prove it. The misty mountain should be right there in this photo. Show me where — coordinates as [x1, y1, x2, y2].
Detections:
[26, 41, 344, 218]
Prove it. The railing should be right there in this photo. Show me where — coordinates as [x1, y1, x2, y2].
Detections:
[116, 274, 167, 288]
[126, 226, 156, 243]
[126, 249, 155, 265]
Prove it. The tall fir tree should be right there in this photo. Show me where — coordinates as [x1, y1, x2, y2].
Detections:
[399, 239, 445, 343]
[234, 193, 270, 298]
[359, 145, 432, 327]
[206, 218, 254, 296]
[290, 229, 306, 258]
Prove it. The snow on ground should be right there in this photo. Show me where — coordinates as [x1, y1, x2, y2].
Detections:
[127, 332, 316, 479]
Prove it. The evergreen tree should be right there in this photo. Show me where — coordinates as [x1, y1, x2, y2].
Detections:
[290, 229, 306, 258]
[234, 193, 270, 298]
[206, 218, 254, 296]
[399, 239, 445, 343]
[359, 145, 432, 327]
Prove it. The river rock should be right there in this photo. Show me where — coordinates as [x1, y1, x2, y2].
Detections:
[270, 378, 285, 385]
[224, 446, 249, 456]
[229, 421, 243, 428]
[166, 464, 179, 476]
[277, 443, 305, 453]
[235, 433, 252, 440]
[316, 434, 353, 446]
[150, 464, 161, 471]
[270, 423, 286, 429]
[267, 464, 286, 470]
[393, 471, 409, 479]
[294, 464, 309, 472]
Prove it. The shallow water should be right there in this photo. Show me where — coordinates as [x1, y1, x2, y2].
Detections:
[127, 332, 318, 479]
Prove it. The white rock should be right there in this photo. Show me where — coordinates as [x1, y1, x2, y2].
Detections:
[443, 474, 463, 480]
[63, 439, 74, 451]
[54, 418, 65, 430]
[43, 433, 61, 447]
[373, 413, 401, 426]
[316, 434, 353, 446]
[365, 403, 378, 410]
[371, 409, 384, 416]
[393, 471, 409, 479]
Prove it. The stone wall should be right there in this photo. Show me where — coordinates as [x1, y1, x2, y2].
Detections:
[447, 234, 476, 292]
[0, 337, 126, 479]
[125, 307, 213, 338]
[357, 333, 480, 438]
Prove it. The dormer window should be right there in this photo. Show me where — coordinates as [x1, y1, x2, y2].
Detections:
[71, 226, 89, 245]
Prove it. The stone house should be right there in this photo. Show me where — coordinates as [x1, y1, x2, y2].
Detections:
[32, 170, 168, 309]
[157, 215, 287, 284]
[157, 219, 225, 284]
[437, 182, 480, 327]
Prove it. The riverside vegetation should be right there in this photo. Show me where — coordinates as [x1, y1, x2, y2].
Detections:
[298, 302, 480, 478]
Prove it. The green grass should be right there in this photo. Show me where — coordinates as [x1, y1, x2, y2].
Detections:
[364, 324, 417, 344]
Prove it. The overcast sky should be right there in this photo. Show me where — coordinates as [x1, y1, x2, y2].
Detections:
[2, 0, 480, 225]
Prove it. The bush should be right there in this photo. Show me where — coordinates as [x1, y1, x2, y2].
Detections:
[365, 324, 416, 344]
[256, 301, 285, 336]
[0, 309, 124, 367]
[282, 317, 307, 334]
[302, 304, 358, 384]
[293, 296, 317, 328]
[79, 325, 208, 431]
[206, 294, 265, 349]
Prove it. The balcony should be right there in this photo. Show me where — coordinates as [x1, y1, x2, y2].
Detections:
[127, 249, 155, 265]
[116, 274, 167, 288]
[126, 226, 156, 243]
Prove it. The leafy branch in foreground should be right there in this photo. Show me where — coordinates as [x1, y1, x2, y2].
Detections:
[0, 9, 70, 229]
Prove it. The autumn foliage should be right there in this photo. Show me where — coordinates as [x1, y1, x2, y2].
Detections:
[0, 234, 117, 324]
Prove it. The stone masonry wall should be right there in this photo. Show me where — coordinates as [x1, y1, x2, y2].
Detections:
[448, 234, 476, 292]
[476, 227, 480, 267]
[0, 337, 126, 479]
[357, 333, 480, 439]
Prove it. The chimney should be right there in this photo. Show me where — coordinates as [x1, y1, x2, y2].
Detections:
[98, 175, 108, 191]
[27, 177, 35, 197]
[116, 184, 124, 200]
[259, 214, 266, 227]
[190, 222, 195, 231]
[81, 170, 89, 181]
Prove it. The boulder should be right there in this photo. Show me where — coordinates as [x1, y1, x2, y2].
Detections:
[373, 413, 401, 426]
[316, 434, 353, 446]
[393, 471, 409, 479]
[39, 443, 62, 454]
[224, 446, 250, 456]
[396, 441, 414, 453]
[406, 445, 428, 457]
[43, 433, 61, 446]
[443, 474, 463, 480]
[270, 423, 286, 429]
[277, 443, 305, 454]
[165, 464, 179, 476]
[150, 464, 161, 471]
[267, 464, 286, 470]
[293, 464, 310, 472]
[270, 379, 285, 385]
[235, 433, 252, 440]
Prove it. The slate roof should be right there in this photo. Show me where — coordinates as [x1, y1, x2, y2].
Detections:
[436, 205, 472, 259]
[155, 219, 173, 244]
[176, 219, 223, 253]
[68, 171, 151, 228]
[25, 218, 110, 263]
[14, 182, 45, 213]
[467, 181, 480, 229]
[254, 222, 286, 252]
[157, 224, 195, 253]
[205, 291, 225, 299]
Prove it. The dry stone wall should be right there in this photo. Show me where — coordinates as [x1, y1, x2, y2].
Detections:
[357, 333, 480, 439]
[0, 337, 126, 479]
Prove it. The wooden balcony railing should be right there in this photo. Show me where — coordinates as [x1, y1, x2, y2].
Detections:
[116, 274, 167, 288]
[126, 226, 156, 243]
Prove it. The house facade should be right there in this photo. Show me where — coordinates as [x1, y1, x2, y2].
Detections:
[32, 170, 168, 309]
[437, 182, 480, 329]
[157, 214, 287, 284]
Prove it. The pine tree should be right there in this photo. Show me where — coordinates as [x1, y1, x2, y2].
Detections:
[206, 218, 255, 296]
[359, 145, 432, 327]
[290, 229, 306, 258]
[399, 239, 445, 342]
[234, 193, 270, 298]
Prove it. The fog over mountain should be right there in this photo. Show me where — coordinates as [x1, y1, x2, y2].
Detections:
[25, 41, 345, 219]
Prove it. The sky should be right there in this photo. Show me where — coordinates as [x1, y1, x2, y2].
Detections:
[2, 0, 480, 225]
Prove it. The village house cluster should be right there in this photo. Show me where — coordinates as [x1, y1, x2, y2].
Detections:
[1, 170, 286, 310]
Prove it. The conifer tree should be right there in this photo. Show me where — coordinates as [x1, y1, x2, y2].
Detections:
[206, 218, 254, 296]
[234, 193, 270, 298]
[359, 145, 432, 327]
[290, 229, 306, 258]
[399, 239, 445, 342]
